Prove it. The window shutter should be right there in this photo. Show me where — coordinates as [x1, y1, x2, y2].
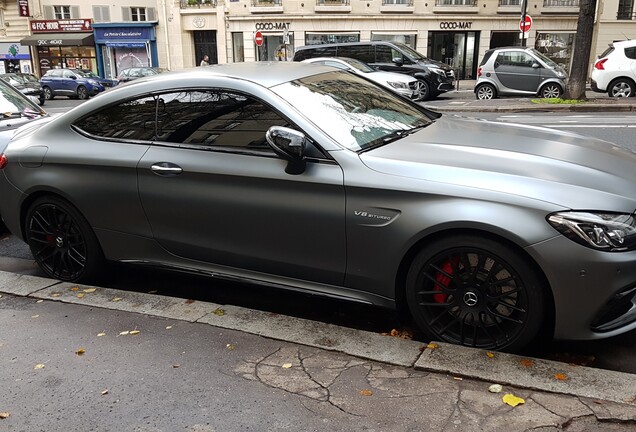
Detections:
[70, 6, 80, 18]
[146, 8, 156, 21]
[92, 6, 111, 22]
[121, 7, 131, 21]
[43, 5, 54, 19]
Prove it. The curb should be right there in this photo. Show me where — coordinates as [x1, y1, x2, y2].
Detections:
[1, 270, 635, 406]
[422, 102, 636, 113]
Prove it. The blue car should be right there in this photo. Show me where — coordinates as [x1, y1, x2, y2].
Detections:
[41, 68, 105, 100]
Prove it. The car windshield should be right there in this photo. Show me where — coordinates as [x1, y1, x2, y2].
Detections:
[529, 48, 559, 68]
[0, 74, 23, 86]
[74, 70, 93, 78]
[338, 58, 375, 73]
[272, 70, 432, 152]
[0, 79, 46, 124]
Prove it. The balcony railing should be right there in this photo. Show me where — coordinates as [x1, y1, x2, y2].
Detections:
[617, 5, 635, 19]
[315, 0, 350, 5]
[251, 0, 282, 7]
[180, 0, 217, 8]
[543, 0, 579, 6]
[435, 0, 477, 5]
[382, 0, 414, 5]
[498, 0, 520, 5]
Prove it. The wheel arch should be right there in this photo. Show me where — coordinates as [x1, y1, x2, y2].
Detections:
[19, 189, 92, 240]
[394, 227, 555, 339]
[608, 76, 636, 91]
[538, 80, 564, 95]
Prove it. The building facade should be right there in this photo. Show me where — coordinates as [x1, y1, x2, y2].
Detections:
[0, 0, 634, 80]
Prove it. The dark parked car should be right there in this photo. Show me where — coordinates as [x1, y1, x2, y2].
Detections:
[1, 63, 636, 353]
[40, 68, 105, 100]
[293, 41, 455, 100]
[116, 67, 167, 84]
[0, 73, 45, 106]
[0, 78, 48, 232]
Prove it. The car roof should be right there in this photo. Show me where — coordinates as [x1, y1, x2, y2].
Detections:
[295, 40, 397, 51]
[611, 39, 636, 48]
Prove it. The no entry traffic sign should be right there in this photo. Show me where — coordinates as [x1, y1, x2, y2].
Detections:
[254, 31, 264, 46]
[519, 15, 533, 33]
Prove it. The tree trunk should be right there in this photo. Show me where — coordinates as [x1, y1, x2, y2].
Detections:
[564, 0, 597, 100]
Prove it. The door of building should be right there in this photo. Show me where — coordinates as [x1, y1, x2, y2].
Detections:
[428, 31, 479, 80]
[194, 31, 218, 66]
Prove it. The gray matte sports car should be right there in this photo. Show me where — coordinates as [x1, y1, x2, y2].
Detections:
[1, 62, 635, 352]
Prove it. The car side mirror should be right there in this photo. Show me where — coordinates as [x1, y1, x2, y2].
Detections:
[70, 75, 77, 80]
[266, 126, 307, 175]
[532, 63, 541, 69]
[392, 57, 404, 67]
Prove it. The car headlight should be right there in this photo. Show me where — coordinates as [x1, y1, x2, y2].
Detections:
[387, 81, 408, 89]
[428, 67, 447, 77]
[547, 211, 636, 252]
[88, 79, 99, 85]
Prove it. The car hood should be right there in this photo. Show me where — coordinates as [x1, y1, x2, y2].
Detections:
[367, 70, 416, 84]
[419, 58, 454, 71]
[359, 116, 636, 212]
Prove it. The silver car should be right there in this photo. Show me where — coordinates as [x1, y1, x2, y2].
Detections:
[475, 47, 568, 100]
[1, 63, 635, 352]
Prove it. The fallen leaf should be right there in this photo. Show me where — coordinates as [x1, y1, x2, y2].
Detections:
[282, 363, 293, 369]
[519, 359, 535, 368]
[83, 288, 96, 293]
[36, 300, 44, 303]
[75, 348, 86, 356]
[486, 352, 495, 358]
[489, 384, 503, 393]
[119, 331, 130, 336]
[172, 364, 180, 368]
[166, 326, 173, 330]
[185, 299, 195, 304]
[70, 286, 80, 292]
[213, 308, 226, 316]
[554, 373, 569, 381]
[502, 393, 525, 407]
[427, 343, 439, 350]
[34, 363, 45, 370]
[226, 343, 235, 351]
[359, 390, 373, 396]
[129, 330, 140, 336]
[76, 293, 85, 299]
[111, 297, 122, 302]
[148, 290, 158, 294]
[31, 315, 39, 318]
[0, 412, 10, 419]
[97, 332, 106, 337]
[51, 293, 61, 297]
[384, 328, 414, 340]
[101, 389, 109, 395]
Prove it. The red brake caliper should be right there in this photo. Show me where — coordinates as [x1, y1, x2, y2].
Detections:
[434, 260, 454, 303]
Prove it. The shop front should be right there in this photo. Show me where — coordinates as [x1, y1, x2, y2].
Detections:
[20, 19, 96, 77]
[0, 43, 32, 74]
[93, 23, 159, 80]
[428, 21, 479, 80]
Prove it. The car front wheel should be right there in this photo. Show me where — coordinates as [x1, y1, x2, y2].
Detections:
[25, 196, 104, 282]
[43, 86, 54, 100]
[405, 235, 546, 352]
[608, 79, 635, 97]
[76, 85, 89, 100]
[475, 84, 497, 100]
[540, 83, 563, 98]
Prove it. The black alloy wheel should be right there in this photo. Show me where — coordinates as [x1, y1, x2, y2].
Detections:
[26, 197, 104, 282]
[77, 85, 89, 100]
[406, 235, 545, 352]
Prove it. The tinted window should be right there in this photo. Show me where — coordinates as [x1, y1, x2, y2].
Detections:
[47, 70, 63, 78]
[496, 52, 536, 67]
[294, 47, 337, 61]
[337, 45, 373, 63]
[63, 70, 75, 79]
[625, 47, 636, 60]
[154, 90, 287, 153]
[480, 50, 494, 66]
[375, 45, 401, 63]
[73, 95, 159, 141]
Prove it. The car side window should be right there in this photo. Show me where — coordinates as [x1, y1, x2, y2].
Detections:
[496, 52, 536, 68]
[48, 70, 62, 78]
[625, 47, 636, 60]
[338, 45, 373, 63]
[63, 70, 75, 79]
[375, 46, 393, 63]
[154, 90, 288, 154]
[324, 61, 348, 70]
[73, 95, 160, 141]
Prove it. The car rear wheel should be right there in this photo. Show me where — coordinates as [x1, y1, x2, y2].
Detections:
[43, 86, 54, 100]
[405, 235, 545, 352]
[608, 79, 635, 97]
[26, 197, 104, 282]
[76, 85, 89, 100]
[539, 83, 563, 99]
[475, 84, 497, 100]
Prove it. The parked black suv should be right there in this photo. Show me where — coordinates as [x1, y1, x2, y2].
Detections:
[293, 41, 455, 100]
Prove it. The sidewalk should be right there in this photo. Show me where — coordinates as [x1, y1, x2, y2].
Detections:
[422, 80, 636, 113]
[1, 270, 635, 431]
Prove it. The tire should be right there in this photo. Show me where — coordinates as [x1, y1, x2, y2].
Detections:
[76, 85, 89, 100]
[405, 234, 545, 352]
[25, 196, 104, 282]
[539, 83, 563, 99]
[417, 80, 431, 101]
[475, 84, 497, 100]
[38, 96, 45, 106]
[43, 86, 54, 100]
[607, 78, 635, 97]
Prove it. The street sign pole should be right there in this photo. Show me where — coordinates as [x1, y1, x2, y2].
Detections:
[520, 0, 528, 47]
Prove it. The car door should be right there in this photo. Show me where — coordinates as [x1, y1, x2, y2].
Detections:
[137, 89, 347, 286]
[493, 51, 541, 93]
[626, 46, 636, 78]
[373, 45, 413, 74]
[61, 69, 77, 95]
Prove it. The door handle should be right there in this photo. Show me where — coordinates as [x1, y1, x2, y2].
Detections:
[151, 162, 183, 176]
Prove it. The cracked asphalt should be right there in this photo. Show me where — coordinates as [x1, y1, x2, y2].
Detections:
[2, 294, 635, 431]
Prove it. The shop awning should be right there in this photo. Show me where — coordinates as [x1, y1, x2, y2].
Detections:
[20, 33, 95, 46]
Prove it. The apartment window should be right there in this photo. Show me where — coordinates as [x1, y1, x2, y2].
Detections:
[617, 0, 634, 19]
[131, 7, 146, 21]
[54, 6, 71, 19]
[122, 7, 157, 21]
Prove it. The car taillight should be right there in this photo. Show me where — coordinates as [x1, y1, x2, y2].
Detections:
[594, 58, 608, 70]
[477, 67, 482, 78]
[0, 154, 7, 169]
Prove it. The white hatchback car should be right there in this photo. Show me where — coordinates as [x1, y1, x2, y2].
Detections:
[591, 39, 636, 97]
[302, 57, 426, 101]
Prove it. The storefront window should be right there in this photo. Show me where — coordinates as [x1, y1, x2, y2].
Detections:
[36, 45, 97, 76]
[232, 33, 245, 62]
[371, 33, 416, 48]
[257, 34, 295, 61]
[535, 32, 574, 73]
[305, 33, 359, 45]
